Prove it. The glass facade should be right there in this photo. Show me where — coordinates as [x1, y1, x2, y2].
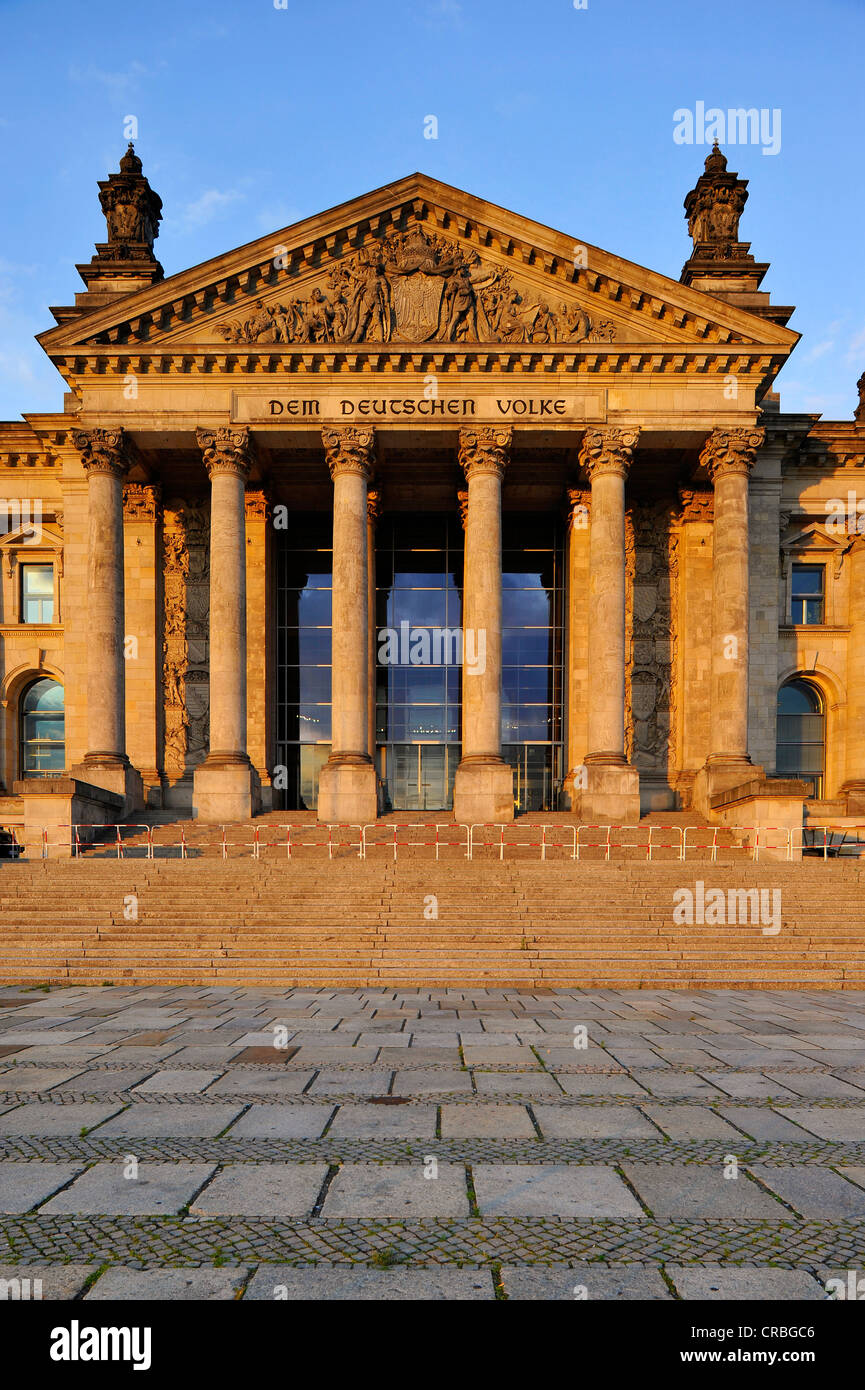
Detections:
[375, 515, 463, 811]
[20, 678, 65, 776]
[776, 679, 824, 797]
[500, 516, 564, 812]
[274, 516, 332, 808]
[275, 510, 565, 813]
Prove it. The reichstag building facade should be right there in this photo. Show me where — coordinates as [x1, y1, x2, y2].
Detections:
[1, 143, 863, 838]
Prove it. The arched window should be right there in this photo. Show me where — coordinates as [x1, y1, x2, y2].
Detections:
[20, 678, 65, 777]
[776, 679, 824, 798]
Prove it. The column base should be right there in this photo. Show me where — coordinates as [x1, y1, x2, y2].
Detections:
[452, 757, 514, 825]
[317, 755, 378, 825]
[71, 755, 143, 817]
[578, 756, 640, 824]
[193, 754, 261, 823]
[693, 757, 763, 819]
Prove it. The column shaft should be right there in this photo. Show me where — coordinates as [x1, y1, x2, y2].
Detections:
[317, 428, 377, 824]
[701, 428, 764, 766]
[844, 538, 865, 808]
[452, 427, 513, 824]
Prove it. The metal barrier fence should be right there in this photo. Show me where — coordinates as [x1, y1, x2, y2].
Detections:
[2, 821, 864, 863]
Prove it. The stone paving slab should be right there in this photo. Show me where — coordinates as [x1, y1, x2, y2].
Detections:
[717, 1107, 815, 1141]
[310, 1071, 395, 1097]
[0, 1068, 86, 1094]
[474, 1072, 561, 1097]
[327, 1103, 437, 1139]
[779, 1108, 865, 1141]
[0, 1162, 84, 1213]
[0, 1264, 96, 1299]
[206, 1072, 315, 1098]
[391, 1070, 472, 1096]
[321, 1163, 470, 1218]
[40, 1162, 217, 1215]
[226, 1105, 333, 1140]
[85, 1266, 249, 1300]
[190, 1164, 329, 1217]
[620, 1163, 787, 1219]
[440, 1104, 536, 1139]
[500, 1264, 671, 1300]
[665, 1265, 827, 1300]
[95, 1103, 245, 1140]
[243, 1266, 495, 1299]
[748, 1165, 865, 1219]
[641, 1106, 744, 1141]
[0, 1104, 124, 1137]
[532, 1104, 656, 1140]
[473, 1164, 644, 1218]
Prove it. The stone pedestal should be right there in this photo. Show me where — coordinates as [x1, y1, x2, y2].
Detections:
[317, 427, 378, 826]
[710, 777, 808, 862]
[192, 757, 261, 823]
[14, 777, 124, 859]
[452, 427, 514, 826]
[193, 428, 260, 822]
[578, 428, 641, 824]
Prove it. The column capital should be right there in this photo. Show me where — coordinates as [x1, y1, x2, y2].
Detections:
[71, 427, 133, 479]
[322, 425, 376, 480]
[700, 426, 765, 482]
[123, 481, 162, 522]
[196, 426, 254, 480]
[458, 426, 511, 481]
[580, 427, 639, 481]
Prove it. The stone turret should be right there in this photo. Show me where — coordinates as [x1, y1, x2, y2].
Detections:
[49, 145, 164, 325]
[680, 144, 793, 328]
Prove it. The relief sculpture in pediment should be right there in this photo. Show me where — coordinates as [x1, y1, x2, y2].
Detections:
[217, 227, 616, 346]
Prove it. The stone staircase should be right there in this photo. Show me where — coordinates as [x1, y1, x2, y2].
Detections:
[0, 855, 863, 989]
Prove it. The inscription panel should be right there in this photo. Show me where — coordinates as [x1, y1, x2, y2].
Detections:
[232, 389, 606, 425]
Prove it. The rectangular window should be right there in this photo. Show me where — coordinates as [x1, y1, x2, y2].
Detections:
[21, 564, 54, 623]
[791, 564, 824, 625]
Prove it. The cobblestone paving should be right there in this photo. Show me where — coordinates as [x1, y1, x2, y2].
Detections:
[0, 985, 864, 1300]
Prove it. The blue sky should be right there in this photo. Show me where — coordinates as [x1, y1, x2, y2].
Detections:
[1, 0, 863, 420]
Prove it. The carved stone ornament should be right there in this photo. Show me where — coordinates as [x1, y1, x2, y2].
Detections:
[579, 427, 640, 481]
[457, 490, 469, 529]
[244, 488, 271, 522]
[856, 371, 865, 425]
[217, 226, 616, 347]
[699, 426, 765, 481]
[678, 487, 714, 523]
[162, 499, 210, 775]
[566, 487, 591, 528]
[458, 426, 512, 480]
[123, 481, 162, 522]
[321, 426, 376, 480]
[367, 488, 383, 526]
[98, 144, 163, 249]
[71, 427, 132, 478]
[196, 427, 254, 480]
[684, 144, 749, 256]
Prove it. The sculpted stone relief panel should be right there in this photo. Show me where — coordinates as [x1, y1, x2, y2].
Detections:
[625, 500, 680, 783]
[162, 499, 210, 777]
[218, 228, 617, 346]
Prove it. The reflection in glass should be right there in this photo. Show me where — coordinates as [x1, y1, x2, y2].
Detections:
[20, 677, 65, 776]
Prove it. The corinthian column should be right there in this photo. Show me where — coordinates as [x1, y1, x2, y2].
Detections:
[452, 426, 514, 825]
[702, 427, 764, 773]
[192, 427, 261, 822]
[70, 427, 143, 812]
[578, 426, 641, 823]
[317, 426, 378, 825]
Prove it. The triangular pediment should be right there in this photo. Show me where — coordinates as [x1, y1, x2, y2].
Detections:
[39, 174, 796, 368]
[782, 523, 850, 553]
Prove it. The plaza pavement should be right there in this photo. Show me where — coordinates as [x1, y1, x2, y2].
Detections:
[0, 985, 864, 1300]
